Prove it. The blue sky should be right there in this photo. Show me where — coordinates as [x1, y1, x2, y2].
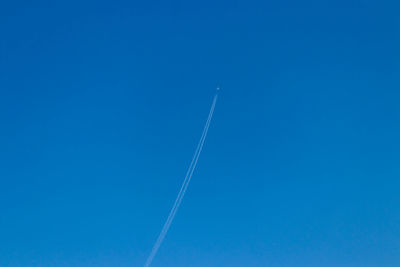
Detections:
[1, 0, 399, 266]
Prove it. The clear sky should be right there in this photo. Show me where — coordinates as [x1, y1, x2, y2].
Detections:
[1, 1, 399, 266]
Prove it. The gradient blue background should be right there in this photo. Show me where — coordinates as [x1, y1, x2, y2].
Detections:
[1, 1, 399, 266]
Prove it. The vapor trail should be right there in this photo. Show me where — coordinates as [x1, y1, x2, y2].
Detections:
[144, 92, 218, 267]
[149, 95, 216, 254]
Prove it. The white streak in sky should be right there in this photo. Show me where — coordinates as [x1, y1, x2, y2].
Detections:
[144, 92, 218, 267]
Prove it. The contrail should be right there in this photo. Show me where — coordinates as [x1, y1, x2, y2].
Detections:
[144, 90, 219, 267]
[149, 95, 216, 252]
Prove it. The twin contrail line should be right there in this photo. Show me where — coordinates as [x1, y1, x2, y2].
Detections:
[144, 90, 219, 267]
